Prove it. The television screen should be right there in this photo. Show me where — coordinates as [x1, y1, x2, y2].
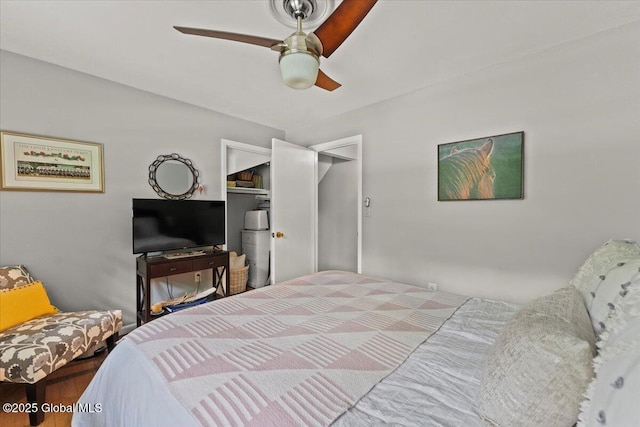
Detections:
[132, 199, 225, 254]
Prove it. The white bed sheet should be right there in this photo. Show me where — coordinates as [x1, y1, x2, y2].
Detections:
[74, 297, 518, 427]
[333, 297, 519, 427]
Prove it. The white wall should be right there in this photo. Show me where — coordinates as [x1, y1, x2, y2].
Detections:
[0, 51, 283, 329]
[286, 23, 640, 304]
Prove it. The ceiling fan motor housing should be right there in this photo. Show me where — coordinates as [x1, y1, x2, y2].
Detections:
[284, 0, 315, 20]
[275, 4, 323, 68]
[278, 31, 322, 59]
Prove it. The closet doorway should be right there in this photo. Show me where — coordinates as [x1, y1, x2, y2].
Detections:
[221, 135, 362, 285]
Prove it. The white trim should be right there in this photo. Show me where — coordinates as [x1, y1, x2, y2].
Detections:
[313, 149, 319, 273]
[222, 139, 272, 156]
[221, 139, 272, 251]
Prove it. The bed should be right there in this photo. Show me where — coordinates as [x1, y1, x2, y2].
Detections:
[73, 240, 640, 427]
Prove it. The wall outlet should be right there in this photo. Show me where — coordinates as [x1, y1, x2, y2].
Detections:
[427, 282, 438, 291]
[194, 272, 202, 282]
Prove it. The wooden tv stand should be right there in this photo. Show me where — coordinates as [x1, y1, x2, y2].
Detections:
[136, 250, 229, 326]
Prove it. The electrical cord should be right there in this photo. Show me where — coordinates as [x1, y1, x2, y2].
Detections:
[166, 277, 174, 299]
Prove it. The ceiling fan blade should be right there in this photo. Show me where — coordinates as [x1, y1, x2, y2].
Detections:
[174, 26, 282, 49]
[315, 70, 341, 91]
[312, 0, 377, 58]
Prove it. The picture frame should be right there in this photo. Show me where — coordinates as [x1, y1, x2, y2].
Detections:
[0, 131, 104, 193]
[438, 131, 523, 201]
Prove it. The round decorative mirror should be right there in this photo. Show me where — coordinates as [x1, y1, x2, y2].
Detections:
[148, 153, 200, 200]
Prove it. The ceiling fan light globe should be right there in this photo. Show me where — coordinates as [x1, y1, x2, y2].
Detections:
[279, 51, 319, 89]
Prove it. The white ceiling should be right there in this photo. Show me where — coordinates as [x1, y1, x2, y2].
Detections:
[1, 1, 638, 131]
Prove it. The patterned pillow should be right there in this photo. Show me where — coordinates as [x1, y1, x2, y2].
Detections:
[577, 263, 640, 426]
[477, 286, 596, 427]
[583, 258, 640, 339]
[0, 265, 35, 290]
[597, 267, 640, 350]
[577, 340, 640, 427]
[571, 240, 640, 307]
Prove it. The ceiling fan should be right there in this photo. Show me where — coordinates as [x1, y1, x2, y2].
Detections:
[174, 0, 377, 91]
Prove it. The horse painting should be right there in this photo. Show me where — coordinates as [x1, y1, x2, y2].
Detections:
[438, 139, 495, 200]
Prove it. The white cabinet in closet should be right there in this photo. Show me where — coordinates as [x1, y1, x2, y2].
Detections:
[241, 230, 270, 288]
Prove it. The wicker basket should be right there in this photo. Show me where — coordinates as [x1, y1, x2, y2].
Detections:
[238, 170, 254, 181]
[229, 265, 249, 295]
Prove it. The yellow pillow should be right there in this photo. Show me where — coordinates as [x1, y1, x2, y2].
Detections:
[0, 281, 59, 331]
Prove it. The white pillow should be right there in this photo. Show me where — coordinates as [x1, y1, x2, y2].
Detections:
[577, 340, 640, 427]
[598, 272, 640, 350]
[229, 252, 246, 270]
[577, 262, 640, 426]
[572, 239, 640, 307]
[584, 258, 640, 338]
[477, 286, 596, 427]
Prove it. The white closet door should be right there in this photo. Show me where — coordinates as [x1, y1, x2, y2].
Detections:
[270, 138, 317, 283]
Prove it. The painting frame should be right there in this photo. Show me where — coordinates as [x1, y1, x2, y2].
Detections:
[438, 131, 524, 201]
[0, 131, 105, 193]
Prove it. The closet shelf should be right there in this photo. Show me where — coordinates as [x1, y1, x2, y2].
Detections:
[227, 187, 270, 196]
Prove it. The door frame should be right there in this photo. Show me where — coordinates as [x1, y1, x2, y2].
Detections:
[220, 139, 271, 250]
[310, 135, 363, 273]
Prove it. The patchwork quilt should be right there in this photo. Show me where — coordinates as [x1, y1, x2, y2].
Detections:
[126, 271, 468, 426]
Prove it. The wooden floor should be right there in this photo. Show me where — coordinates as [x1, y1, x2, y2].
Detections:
[0, 350, 107, 427]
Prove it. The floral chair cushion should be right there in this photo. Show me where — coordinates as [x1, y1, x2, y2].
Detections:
[0, 265, 35, 291]
[0, 310, 122, 384]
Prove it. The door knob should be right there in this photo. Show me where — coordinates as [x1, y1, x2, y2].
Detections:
[275, 231, 285, 238]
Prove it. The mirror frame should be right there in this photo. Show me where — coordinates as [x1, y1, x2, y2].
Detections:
[148, 153, 200, 200]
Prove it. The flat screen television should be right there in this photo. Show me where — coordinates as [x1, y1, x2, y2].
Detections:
[132, 198, 225, 254]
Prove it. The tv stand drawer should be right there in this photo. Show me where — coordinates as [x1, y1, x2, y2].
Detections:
[149, 260, 192, 278]
[193, 254, 226, 270]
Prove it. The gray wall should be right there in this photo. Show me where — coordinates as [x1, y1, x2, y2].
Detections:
[0, 51, 283, 329]
[1, 20, 638, 327]
[287, 23, 640, 304]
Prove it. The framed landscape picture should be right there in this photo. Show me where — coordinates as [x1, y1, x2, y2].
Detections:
[0, 131, 104, 193]
[438, 131, 524, 201]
